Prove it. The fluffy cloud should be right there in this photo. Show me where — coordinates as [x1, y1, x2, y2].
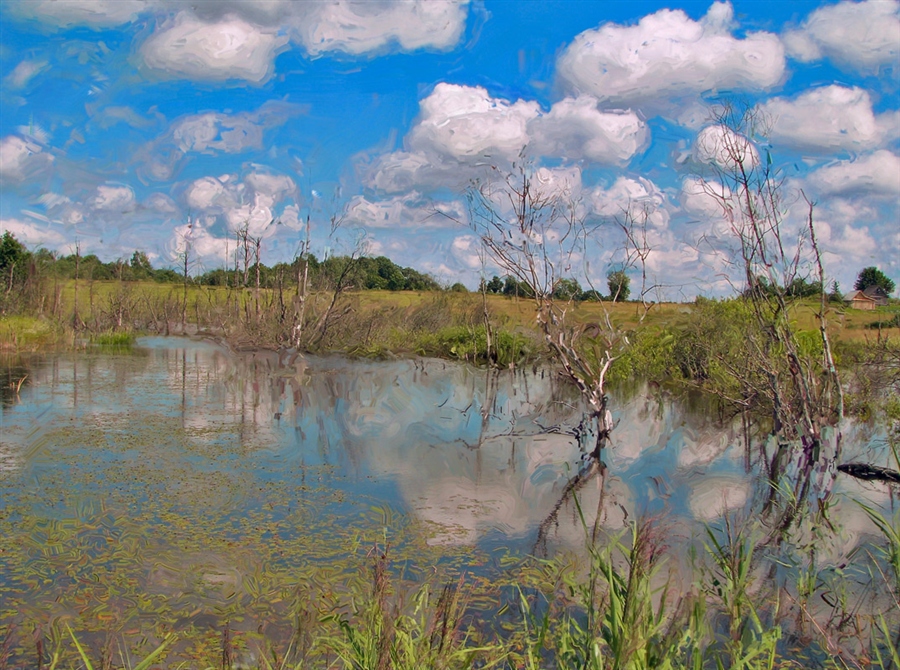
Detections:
[783, 0, 900, 73]
[137, 1, 469, 81]
[531, 166, 584, 202]
[529, 96, 648, 165]
[806, 151, 900, 197]
[292, 0, 469, 57]
[0, 218, 66, 247]
[186, 176, 234, 211]
[589, 176, 668, 229]
[186, 0, 470, 57]
[5, 60, 48, 88]
[693, 124, 759, 170]
[450, 235, 484, 270]
[244, 172, 296, 199]
[9, 0, 148, 27]
[141, 102, 301, 181]
[409, 83, 538, 162]
[172, 113, 264, 153]
[13, 0, 471, 61]
[146, 193, 179, 214]
[365, 151, 469, 194]
[681, 177, 730, 219]
[89, 184, 136, 212]
[0, 135, 53, 183]
[35, 192, 85, 225]
[365, 85, 647, 194]
[557, 2, 784, 109]
[345, 193, 465, 229]
[168, 220, 232, 264]
[141, 12, 286, 83]
[183, 171, 298, 238]
[760, 85, 898, 153]
[816, 220, 879, 264]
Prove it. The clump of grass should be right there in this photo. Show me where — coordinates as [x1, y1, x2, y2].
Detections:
[321, 545, 494, 670]
[563, 519, 697, 669]
[515, 510, 706, 670]
[67, 626, 173, 670]
[0, 315, 68, 352]
[702, 518, 781, 669]
[416, 325, 534, 367]
[92, 330, 136, 349]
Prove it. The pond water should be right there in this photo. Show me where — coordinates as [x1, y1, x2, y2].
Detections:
[0, 336, 895, 660]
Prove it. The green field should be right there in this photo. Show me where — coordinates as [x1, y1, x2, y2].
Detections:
[2, 280, 897, 355]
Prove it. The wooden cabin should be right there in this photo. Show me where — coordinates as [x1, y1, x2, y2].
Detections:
[862, 285, 890, 306]
[844, 290, 878, 310]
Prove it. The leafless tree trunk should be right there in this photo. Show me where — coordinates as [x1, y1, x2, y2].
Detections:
[181, 216, 193, 333]
[695, 103, 843, 536]
[468, 158, 634, 460]
[254, 235, 262, 323]
[72, 241, 81, 331]
[292, 214, 312, 348]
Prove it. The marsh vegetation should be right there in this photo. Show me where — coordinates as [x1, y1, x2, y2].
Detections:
[1, 109, 899, 669]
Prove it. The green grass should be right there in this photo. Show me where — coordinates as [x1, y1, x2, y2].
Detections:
[92, 330, 136, 348]
[0, 314, 69, 352]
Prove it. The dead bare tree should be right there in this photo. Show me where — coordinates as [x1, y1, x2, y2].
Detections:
[292, 214, 312, 348]
[176, 215, 194, 333]
[467, 158, 633, 461]
[468, 156, 657, 553]
[694, 103, 843, 537]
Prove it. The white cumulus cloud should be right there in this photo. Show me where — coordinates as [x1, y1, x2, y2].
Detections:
[89, 184, 136, 212]
[529, 96, 648, 165]
[760, 85, 898, 153]
[693, 124, 759, 170]
[783, 0, 900, 73]
[294, 0, 469, 57]
[9, 0, 148, 27]
[409, 83, 539, 162]
[140, 102, 301, 181]
[172, 113, 265, 153]
[184, 171, 297, 238]
[141, 12, 286, 82]
[185, 176, 234, 211]
[806, 150, 900, 197]
[0, 218, 66, 248]
[146, 193, 179, 214]
[366, 85, 648, 195]
[345, 193, 464, 229]
[5, 60, 48, 88]
[557, 1, 785, 110]
[168, 220, 232, 264]
[589, 176, 669, 229]
[244, 171, 296, 198]
[0, 135, 54, 183]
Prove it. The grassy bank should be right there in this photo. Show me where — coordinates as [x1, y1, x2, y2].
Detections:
[2, 280, 897, 354]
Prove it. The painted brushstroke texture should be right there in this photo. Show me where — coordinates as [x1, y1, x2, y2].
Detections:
[0, 0, 897, 297]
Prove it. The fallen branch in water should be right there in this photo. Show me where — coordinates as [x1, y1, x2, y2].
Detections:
[837, 462, 900, 485]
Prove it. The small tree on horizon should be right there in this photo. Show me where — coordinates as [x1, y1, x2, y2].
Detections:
[607, 269, 630, 302]
[854, 266, 895, 295]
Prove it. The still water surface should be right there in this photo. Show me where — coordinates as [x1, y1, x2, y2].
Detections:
[0, 336, 893, 641]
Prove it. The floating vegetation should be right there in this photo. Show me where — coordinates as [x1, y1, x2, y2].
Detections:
[0, 338, 897, 667]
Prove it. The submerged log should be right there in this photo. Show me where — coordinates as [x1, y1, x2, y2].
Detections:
[837, 462, 900, 485]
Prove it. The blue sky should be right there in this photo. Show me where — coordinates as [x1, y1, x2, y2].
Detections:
[1, 0, 897, 298]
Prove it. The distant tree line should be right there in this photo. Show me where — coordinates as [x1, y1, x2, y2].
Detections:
[197, 253, 440, 292]
[0, 231, 443, 312]
[740, 267, 897, 303]
[478, 269, 631, 302]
